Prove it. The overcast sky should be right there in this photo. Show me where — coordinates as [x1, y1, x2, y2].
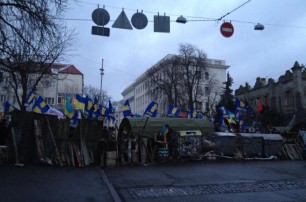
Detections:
[64, 0, 306, 101]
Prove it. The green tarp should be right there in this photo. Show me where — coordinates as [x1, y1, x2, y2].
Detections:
[118, 117, 215, 139]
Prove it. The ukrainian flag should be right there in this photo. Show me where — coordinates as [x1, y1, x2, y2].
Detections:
[74, 94, 86, 109]
[64, 96, 74, 119]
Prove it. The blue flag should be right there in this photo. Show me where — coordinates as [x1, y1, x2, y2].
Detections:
[32, 96, 50, 114]
[70, 111, 79, 127]
[235, 98, 246, 111]
[84, 96, 94, 119]
[25, 90, 37, 106]
[122, 100, 133, 117]
[4, 101, 18, 113]
[188, 108, 197, 118]
[143, 101, 158, 117]
[167, 104, 180, 118]
[75, 94, 86, 109]
[107, 100, 115, 121]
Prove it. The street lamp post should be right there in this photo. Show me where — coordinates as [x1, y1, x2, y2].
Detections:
[99, 59, 104, 104]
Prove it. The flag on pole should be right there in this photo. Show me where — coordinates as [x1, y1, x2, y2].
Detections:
[75, 94, 86, 109]
[167, 104, 180, 118]
[107, 100, 115, 120]
[143, 101, 158, 117]
[32, 96, 50, 114]
[4, 101, 18, 113]
[25, 90, 37, 106]
[122, 100, 133, 117]
[84, 96, 94, 119]
[64, 96, 74, 119]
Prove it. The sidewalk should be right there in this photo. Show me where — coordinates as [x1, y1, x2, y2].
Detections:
[0, 165, 117, 202]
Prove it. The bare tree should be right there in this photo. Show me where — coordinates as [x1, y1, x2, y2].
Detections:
[205, 73, 222, 116]
[83, 85, 111, 106]
[0, 0, 74, 111]
[176, 43, 207, 110]
[146, 43, 207, 113]
[146, 56, 183, 107]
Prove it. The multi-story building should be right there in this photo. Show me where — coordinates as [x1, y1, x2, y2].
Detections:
[235, 61, 306, 116]
[0, 63, 83, 112]
[121, 54, 229, 117]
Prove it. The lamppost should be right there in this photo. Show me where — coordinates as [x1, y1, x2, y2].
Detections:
[99, 59, 104, 104]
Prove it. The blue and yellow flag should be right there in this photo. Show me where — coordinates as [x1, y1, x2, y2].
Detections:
[74, 94, 86, 109]
[143, 101, 158, 117]
[32, 96, 50, 114]
[122, 100, 133, 117]
[25, 90, 37, 106]
[70, 111, 79, 127]
[218, 106, 232, 119]
[64, 96, 74, 119]
[188, 108, 197, 118]
[84, 96, 94, 119]
[235, 98, 246, 111]
[4, 101, 18, 113]
[107, 100, 115, 121]
[167, 104, 180, 118]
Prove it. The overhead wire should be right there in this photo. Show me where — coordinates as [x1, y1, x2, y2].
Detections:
[58, 0, 306, 30]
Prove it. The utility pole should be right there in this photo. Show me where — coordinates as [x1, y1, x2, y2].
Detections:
[99, 59, 104, 104]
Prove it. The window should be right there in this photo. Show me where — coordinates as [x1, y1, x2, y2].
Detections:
[0, 94, 6, 103]
[45, 97, 55, 105]
[44, 80, 56, 88]
[284, 90, 293, 106]
[214, 60, 222, 65]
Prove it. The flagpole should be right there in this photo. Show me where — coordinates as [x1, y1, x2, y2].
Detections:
[99, 59, 104, 104]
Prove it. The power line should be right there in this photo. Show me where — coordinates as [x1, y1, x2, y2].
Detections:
[217, 0, 251, 21]
[57, 16, 306, 29]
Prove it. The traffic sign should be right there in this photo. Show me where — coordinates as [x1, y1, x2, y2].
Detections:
[220, 22, 234, 38]
[92, 8, 110, 26]
[91, 26, 110, 37]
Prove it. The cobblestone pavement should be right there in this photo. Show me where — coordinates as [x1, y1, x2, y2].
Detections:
[127, 178, 306, 199]
[104, 160, 306, 201]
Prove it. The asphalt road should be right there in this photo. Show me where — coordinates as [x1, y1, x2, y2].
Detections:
[1, 160, 306, 202]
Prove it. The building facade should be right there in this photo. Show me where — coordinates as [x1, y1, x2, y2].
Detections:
[121, 54, 229, 117]
[0, 63, 83, 112]
[235, 61, 306, 115]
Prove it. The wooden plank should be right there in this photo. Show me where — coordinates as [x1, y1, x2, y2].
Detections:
[33, 120, 46, 164]
[46, 117, 63, 167]
[73, 143, 83, 167]
[81, 138, 90, 166]
[69, 143, 75, 166]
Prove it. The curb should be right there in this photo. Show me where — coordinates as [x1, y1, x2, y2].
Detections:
[99, 169, 122, 202]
